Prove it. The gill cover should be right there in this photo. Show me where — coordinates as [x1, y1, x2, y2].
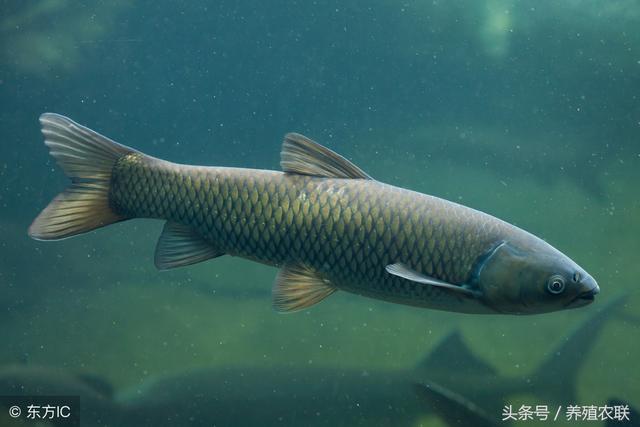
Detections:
[475, 241, 530, 313]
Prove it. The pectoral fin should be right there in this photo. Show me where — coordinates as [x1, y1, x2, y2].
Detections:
[154, 222, 224, 270]
[272, 264, 337, 313]
[385, 263, 481, 298]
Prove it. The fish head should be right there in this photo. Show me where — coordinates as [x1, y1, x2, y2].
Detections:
[476, 241, 599, 314]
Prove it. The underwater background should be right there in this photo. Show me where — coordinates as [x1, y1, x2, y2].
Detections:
[0, 0, 638, 426]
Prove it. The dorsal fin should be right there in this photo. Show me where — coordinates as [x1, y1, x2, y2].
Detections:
[417, 331, 497, 377]
[280, 133, 372, 179]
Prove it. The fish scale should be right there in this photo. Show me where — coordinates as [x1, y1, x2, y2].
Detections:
[108, 152, 502, 310]
[30, 113, 598, 315]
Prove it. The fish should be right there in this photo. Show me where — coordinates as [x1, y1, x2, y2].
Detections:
[0, 295, 627, 427]
[116, 360, 499, 427]
[106, 294, 640, 427]
[0, 355, 495, 427]
[417, 294, 628, 410]
[29, 113, 599, 314]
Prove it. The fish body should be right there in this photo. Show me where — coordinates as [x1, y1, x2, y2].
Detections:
[111, 154, 507, 312]
[29, 114, 599, 314]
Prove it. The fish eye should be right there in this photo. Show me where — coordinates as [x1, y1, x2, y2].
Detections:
[547, 275, 566, 294]
[572, 271, 581, 283]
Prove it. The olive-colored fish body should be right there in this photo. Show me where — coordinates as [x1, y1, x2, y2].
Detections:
[29, 114, 599, 315]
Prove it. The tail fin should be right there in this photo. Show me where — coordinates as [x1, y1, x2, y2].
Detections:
[28, 113, 135, 240]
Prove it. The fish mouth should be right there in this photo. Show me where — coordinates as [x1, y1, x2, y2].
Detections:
[566, 277, 600, 308]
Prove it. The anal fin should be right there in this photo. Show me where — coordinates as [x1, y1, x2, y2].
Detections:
[154, 222, 224, 270]
[273, 264, 337, 313]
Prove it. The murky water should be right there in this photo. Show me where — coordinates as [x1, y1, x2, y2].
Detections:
[1, 1, 638, 426]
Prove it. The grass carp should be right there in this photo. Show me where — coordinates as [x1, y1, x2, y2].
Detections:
[29, 113, 599, 314]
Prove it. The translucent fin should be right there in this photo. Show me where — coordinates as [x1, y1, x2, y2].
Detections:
[280, 133, 372, 179]
[386, 263, 481, 298]
[29, 113, 134, 240]
[272, 264, 337, 313]
[154, 222, 224, 270]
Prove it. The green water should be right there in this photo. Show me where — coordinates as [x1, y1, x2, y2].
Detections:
[0, 1, 638, 426]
